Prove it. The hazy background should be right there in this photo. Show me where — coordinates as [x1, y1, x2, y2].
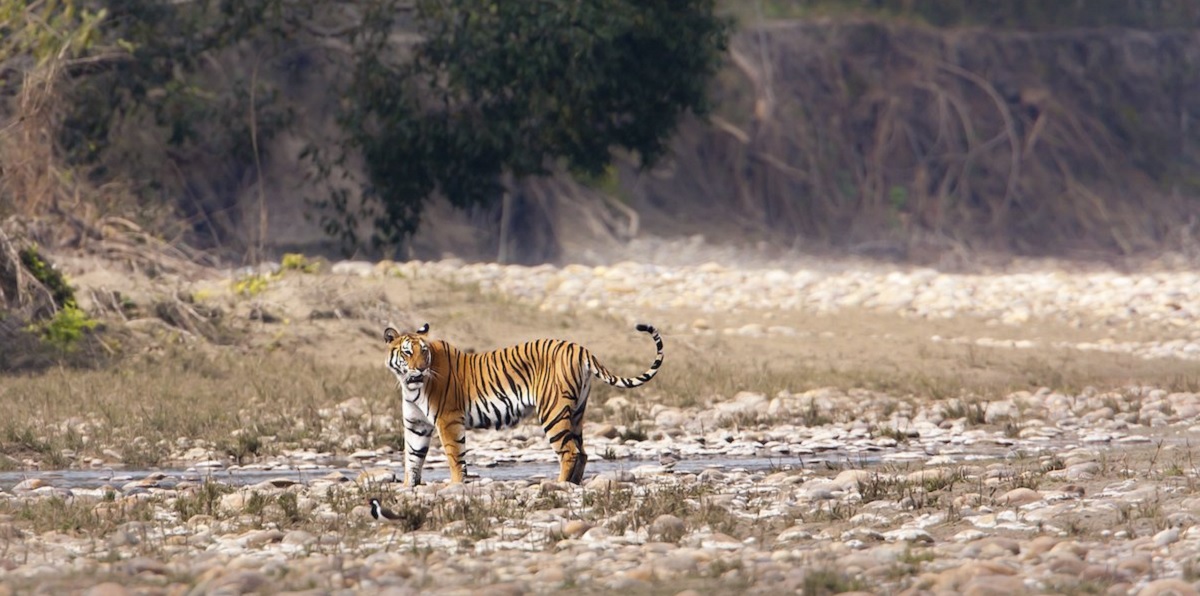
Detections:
[3, 0, 1199, 268]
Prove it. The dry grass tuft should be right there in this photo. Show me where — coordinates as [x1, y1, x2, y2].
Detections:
[0, 350, 391, 467]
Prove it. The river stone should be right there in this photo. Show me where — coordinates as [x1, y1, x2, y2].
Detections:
[999, 487, 1042, 506]
[531, 563, 566, 585]
[623, 565, 655, 582]
[969, 537, 1020, 558]
[776, 526, 813, 543]
[581, 526, 610, 542]
[934, 560, 1019, 592]
[218, 491, 247, 514]
[700, 533, 742, 550]
[12, 479, 45, 492]
[654, 408, 687, 429]
[108, 529, 141, 548]
[882, 528, 933, 543]
[283, 530, 317, 546]
[1079, 565, 1122, 583]
[586, 470, 634, 489]
[560, 520, 591, 538]
[962, 575, 1028, 596]
[202, 570, 271, 595]
[1154, 527, 1181, 547]
[832, 469, 876, 490]
[1046, 556, 1086, 576]
[1137, 579, 1199, 596]
[592, 424, 619, 439]
[650, 514, 686, 541]
[331, 261, 376, 277]
[84, 584, 130, 596]
[356, 468, 397, 484]
[1116, 553, 1153, 576]
[242, 529, 285, 547]
[123, 557, 166, 575]
[607, 577, 651, 592]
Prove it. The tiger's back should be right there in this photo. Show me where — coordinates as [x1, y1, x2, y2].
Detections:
[429, 338, 587, 429]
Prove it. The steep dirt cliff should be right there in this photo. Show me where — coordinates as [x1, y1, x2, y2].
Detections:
[255, 20, 1200, 265]
[616, 20, 1200, 262]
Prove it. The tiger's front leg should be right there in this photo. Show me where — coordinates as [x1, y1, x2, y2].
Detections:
[401, 400, 434, 486]
[435, 417, 469, 483]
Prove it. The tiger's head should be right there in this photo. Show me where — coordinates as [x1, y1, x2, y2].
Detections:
[384, 323, 432, 394]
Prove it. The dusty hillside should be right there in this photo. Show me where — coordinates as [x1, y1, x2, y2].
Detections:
[233, 21, 1200, 266]
[617, 21, 1200, 261]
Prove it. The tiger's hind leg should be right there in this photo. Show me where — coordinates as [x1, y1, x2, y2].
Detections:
[552, 432, 586, 485]
[567, 450, 588, 484]
[543, 383, 590, 484]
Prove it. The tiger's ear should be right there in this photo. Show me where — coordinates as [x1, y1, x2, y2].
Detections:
[416, 323, 430, 335]
[384, 327, 400, 344]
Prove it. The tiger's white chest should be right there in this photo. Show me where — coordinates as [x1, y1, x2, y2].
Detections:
[401, 386, 434, 420]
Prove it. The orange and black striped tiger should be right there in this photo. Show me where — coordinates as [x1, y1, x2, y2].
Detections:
[384, 322, 664, 485]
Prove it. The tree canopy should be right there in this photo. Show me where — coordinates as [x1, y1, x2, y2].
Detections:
[2, 0, 730, 256]
[322, 0, 731, 250]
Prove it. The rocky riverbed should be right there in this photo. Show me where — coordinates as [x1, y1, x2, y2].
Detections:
[6, 246, 1200, 594]
[367, 249, 1200, 361]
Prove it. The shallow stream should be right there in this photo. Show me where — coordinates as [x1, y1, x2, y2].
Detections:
[0, 446, 1031, 491]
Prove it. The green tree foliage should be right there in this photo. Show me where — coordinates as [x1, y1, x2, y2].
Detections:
[0, 1, 106, 66]
[319, 0, 732, 250]
[56, 0, 296, 222]
[6, 0, 729, 255]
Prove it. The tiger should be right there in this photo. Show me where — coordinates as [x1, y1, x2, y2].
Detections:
[384, 322, 664, 485]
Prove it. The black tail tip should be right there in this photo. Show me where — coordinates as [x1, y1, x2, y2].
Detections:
[636, 323, 656, 333]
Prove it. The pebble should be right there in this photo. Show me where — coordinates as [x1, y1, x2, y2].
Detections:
[1000, 487, 1042, 506]
[83, 584, 130, 596]
[1138, 579, 1200, 596]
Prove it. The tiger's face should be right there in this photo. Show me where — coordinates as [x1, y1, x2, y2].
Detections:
[385, 324, 432, 393]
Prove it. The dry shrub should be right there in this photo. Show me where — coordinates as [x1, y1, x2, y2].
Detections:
[629, 21, 1200, 260]
[0, 57, 70, 218]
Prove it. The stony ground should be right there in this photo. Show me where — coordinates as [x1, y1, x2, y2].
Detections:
[5, 241, 1200, 595]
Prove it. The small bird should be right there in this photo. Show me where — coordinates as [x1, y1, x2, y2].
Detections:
[368, 498, 404, 523]
[658, 449, 681, 470]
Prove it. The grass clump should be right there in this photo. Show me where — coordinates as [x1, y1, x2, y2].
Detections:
[281, 253, 320, 273]
[221, 431, 264, 466]
[233, 273, 274, 297]
[174, 482, 234, 520]
[0, 348, 388, 468]
[802, 567, 869, 596]
[245, 491, 307, 528]
[941, 399, 987, 425]
[6, 495, 154, 535]
[857, 468, 963, 510]
[617, 424, 649, 442]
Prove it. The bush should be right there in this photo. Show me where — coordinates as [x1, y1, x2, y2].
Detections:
[36, 305, 99, 351]
[281, 253, 318, 273]
[18, 246, 76, 309]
